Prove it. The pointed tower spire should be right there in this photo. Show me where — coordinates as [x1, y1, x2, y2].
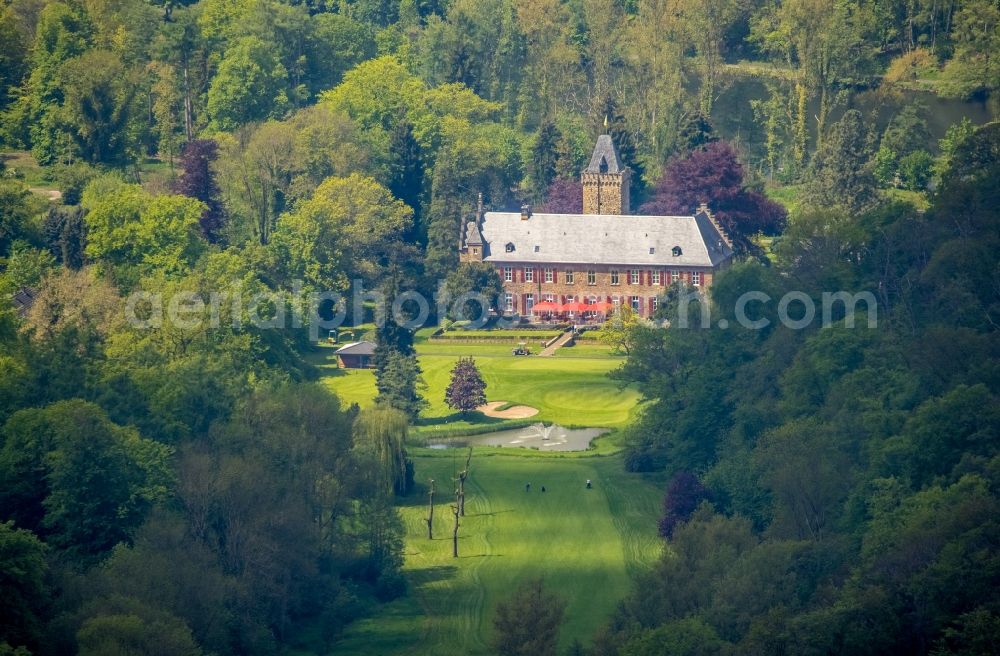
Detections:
[581, 135, 631, 214]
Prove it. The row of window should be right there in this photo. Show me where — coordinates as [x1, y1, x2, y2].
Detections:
[503, 294, 661, 313]
[502, 267, 701, 286]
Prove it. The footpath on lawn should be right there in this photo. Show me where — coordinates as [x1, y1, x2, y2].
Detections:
[333, 455, 664, 655]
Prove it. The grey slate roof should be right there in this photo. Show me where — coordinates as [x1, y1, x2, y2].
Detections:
[585, 135, 623, 174]
[477, 210, 733, 268]
[12, 287, 36, 318]
[334, 341, 376, 356]
[465, 221, 483, 245]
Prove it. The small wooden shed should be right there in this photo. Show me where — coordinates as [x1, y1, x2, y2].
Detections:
[334, 341, 376, 369]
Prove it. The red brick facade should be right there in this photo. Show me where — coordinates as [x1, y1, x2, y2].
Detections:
[492, 262, 717, 318]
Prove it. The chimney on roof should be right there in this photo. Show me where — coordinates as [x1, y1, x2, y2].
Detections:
[521, 203, 532, 221]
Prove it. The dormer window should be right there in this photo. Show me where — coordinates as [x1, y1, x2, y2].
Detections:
[533, 245, 540, 253]
[649, 247, 655, 255]
[672, 246, 683, 257]
[505, 242, 515, 253]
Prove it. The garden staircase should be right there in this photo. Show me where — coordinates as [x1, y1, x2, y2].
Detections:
[539, 329, 575, 357]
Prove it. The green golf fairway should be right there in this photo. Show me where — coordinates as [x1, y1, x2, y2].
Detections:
[334, 455, 664, 654]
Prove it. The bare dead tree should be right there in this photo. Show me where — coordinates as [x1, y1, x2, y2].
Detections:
[451, 503, 460, 558]
[457, 447, 473, 516]
[425, 478, 435, 539]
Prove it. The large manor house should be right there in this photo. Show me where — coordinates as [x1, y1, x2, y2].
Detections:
[459, 135, 735, 319]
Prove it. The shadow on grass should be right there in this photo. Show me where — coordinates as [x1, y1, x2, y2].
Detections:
[460, 553, 503, 559]
[464, 509, 516, 518]
[415, 411, 502, 427]
[411, 416, 540, 440]
[316, 366, 352, 378]
[407, 564, 459, 587]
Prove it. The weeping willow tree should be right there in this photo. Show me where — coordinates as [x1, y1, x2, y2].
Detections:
[353, 405, 412, 496]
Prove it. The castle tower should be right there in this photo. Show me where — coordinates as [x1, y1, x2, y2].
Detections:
[581, 134, 631, 215]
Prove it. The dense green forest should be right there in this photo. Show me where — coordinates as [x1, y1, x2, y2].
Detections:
[606, 123, 1000, 655]
[0, 0, 998, 654]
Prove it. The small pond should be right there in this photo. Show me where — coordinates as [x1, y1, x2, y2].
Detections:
[426, 423, 609, 452]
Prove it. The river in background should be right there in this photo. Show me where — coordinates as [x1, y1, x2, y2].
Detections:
[711, 76, 997, 167]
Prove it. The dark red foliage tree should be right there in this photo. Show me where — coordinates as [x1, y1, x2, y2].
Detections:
[640, 141, 786, 254]
[538, 178, 583, 214]
[658, 471, 710, 538]
[444, 357, 487, 415]
[173, 139, 225, 243]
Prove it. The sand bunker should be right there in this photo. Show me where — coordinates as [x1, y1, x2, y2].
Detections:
[477, 401, 539, 419]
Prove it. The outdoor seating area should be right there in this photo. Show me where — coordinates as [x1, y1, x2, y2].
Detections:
[528, 300, 617, 323]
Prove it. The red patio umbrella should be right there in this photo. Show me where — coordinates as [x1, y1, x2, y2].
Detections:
[561, 302, 590, 313]
[531, 301, 563, 313]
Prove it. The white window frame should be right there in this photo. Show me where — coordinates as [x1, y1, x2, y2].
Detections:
[544, 267, 554, 283]
[652, 270, 661, 285]
[565, 270, 574, 284]
[671, 270, 679, 284]
[612, 296, 621, 307]
[525, 293, 535, 311]
[587, 270, 596, 285]
[651, 297, 659, 311]
[503, 266, 513, 282]
[692, 271, 702, 287]
[504, 293, 513, 312]
[543, 294, 555, 303]
[631, 295, 641, 311]
[610, 270, 620, 285]
[630, 269, 640, 285]
[524, 267, 534, 283]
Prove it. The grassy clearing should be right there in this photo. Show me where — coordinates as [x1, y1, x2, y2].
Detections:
[885, 187, 930, 211]
[764, 183, 806, 217]
[334, 455, 664, 655]
[2, 151, 56, 190]
[137, 157, 178, 194]
[1, 151, 181, 199]
[312, 341, 640, 436]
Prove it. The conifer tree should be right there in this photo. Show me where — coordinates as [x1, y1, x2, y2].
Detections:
[529, 120, 561, 199]
[388, 118, 424, 239]
[677, 111, 718, 154]
[374, 351, 426, 420]
[424, 157, 465, 283]
[492, 579, 566, 656]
